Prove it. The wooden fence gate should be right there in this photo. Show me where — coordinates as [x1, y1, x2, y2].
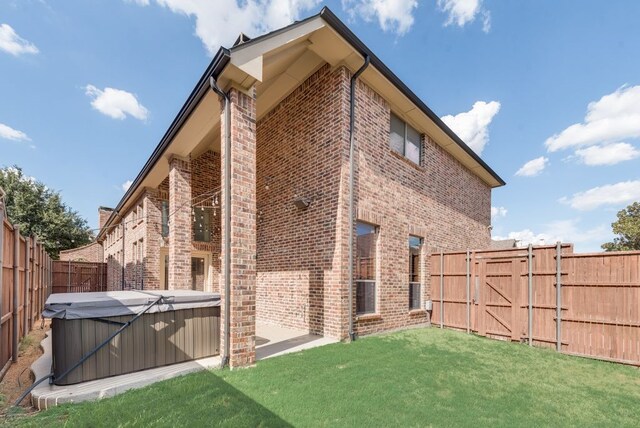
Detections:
[52, 260, 107, 293]
[431, 244, 640, 366]
[477, 256, 525, 341]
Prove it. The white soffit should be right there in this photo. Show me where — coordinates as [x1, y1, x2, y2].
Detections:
[230, 17, 326, 82]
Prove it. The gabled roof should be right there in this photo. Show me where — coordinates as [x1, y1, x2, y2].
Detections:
[98, 6, 505, 240]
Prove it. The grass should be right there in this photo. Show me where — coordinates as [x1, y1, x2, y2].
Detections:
[5, 328, 640, 427]
[18, 335, 35, 354]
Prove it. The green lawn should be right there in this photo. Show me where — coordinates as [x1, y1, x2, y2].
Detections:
[7, 328, 640, 427]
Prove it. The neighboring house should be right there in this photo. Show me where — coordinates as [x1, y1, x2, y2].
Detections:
[490, 239, 518, 250]
[96, 7, 504, 367]
[58, 242, 103, 262]
[58, 207, 112, 262]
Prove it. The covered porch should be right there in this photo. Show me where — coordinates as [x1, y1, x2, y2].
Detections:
[107, 12, 385, 368]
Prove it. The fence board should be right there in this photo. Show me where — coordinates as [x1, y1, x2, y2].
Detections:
[431, 245, 640, 365]
[52, 261, 107, 293]
[0, 208, 52, 380]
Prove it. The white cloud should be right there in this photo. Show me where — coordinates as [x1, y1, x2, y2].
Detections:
[345, 0, 418, 35]
[122, 180, 133, 192]
[85, 85, 149, 121]
[437, 0, 490, 30]
[131, 0, 321, 56]
[481, 9, 491, 33]
[574, 142, 640, 166]
[560, 180, 640, 211]
[0, 123, 30, 142]
[441, 100, 500, 155]
[515, 156, 548, 177]
[0, 23, 39, 56]
[545, 85, 640, 152]
[494, 219, 610, 250]
[491, 206, 507, 220]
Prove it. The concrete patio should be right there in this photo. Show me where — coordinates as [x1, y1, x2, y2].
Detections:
[29, 322, 337, 409]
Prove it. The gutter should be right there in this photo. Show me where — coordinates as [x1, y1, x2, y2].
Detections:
[97, 48, 231, 241]
[318, 7, 505, 187]
[348, 55, 370, 341]
[209, 77, 231, 368]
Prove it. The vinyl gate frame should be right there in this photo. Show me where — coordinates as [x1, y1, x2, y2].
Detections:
[431, 244, 640, 366]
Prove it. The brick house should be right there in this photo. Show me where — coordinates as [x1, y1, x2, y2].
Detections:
[96, 7, 504, 367]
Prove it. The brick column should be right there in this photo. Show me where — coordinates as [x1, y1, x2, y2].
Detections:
[168, 155, 192, 290]
[144, 189, 162, 289]
[221, 87, 257, 368]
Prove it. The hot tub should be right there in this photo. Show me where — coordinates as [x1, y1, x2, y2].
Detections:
[44, 290, 220, 386]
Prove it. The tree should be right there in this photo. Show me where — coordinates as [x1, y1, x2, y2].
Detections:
[601, 202, 640, 251]
[0, 165, 94, 257]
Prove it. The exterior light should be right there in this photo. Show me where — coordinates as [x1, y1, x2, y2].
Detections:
[293, 196, 311, 210]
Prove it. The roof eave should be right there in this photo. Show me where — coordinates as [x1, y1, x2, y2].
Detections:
[97, 47, 231, 241]
[319, 7, 506, 188]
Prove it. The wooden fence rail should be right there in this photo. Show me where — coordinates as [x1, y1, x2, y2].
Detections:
[430, 244, 640, 366]
[0, 204, 52, 381]
[52, 260, 107, 293]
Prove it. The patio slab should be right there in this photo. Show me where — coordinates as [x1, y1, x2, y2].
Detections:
[256, 322, 338, 360]
[29, 332, 221, 410]
[28, 322, 336, 409]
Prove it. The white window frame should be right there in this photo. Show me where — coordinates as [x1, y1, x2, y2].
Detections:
[409, 235, 423, 311]
[390, 112, 422, 166]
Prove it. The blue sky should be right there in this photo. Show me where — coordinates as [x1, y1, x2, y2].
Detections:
[1, 0, 639, 252]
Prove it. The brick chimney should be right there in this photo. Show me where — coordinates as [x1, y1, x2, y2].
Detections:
[98, 206, 114, 231]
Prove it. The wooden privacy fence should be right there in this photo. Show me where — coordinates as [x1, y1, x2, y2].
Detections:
[0, 205, 52, 380]
[430, 244, 640, 366]
[52, 260, 107, 293]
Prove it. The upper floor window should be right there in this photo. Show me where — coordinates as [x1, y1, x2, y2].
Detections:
[390, 113, 421, 165]
[193, 207, 212, 242]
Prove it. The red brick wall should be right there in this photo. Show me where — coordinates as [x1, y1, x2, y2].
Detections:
[255, 64, 491, 339]
[168, 155, 192, 290]
[102, 193, 147, 290]
[256, 64, 351, 338]
[98, 207, 113, 230]
[222, 87, 257, 367]
[59, 242, 103, 263]
[352, 78, 491, 336]
[100, 63, 492, 343]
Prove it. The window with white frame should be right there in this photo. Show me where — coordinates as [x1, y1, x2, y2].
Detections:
[390, 112, 421, 165]
[356, 222, 378, 315]
[409, 236, 422, 310]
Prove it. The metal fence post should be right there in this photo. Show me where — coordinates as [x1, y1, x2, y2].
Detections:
[12, 225, 20, 362]
[466, 249, 470, 334]
[556, 241, 562, 352]
[440, 251, 444, 329]
[528, 244, 533, 347]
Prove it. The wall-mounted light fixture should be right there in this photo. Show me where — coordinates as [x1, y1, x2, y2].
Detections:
[293, 196, 311, 211]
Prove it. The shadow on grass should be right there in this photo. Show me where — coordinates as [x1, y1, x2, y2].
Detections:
[8, 370, 292, 428]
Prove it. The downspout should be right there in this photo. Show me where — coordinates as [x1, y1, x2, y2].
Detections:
[209, 76, 231, 367]
[121, 218, 125, 290]
[348, 55, 370, 342]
